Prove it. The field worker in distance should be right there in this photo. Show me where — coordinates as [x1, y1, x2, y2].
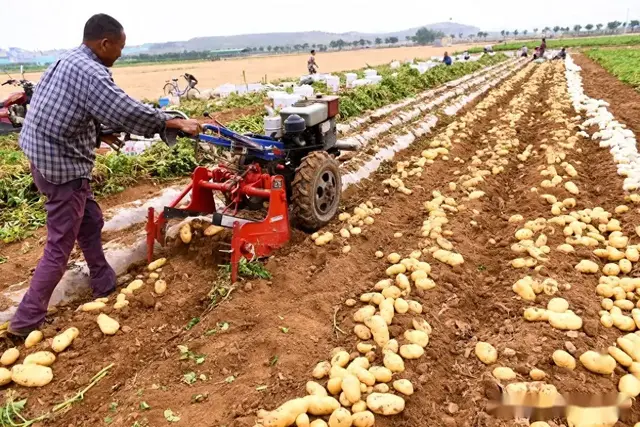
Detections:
[463, 51, 470, 60]
[184, 72, 198, 89]
[539, 38, 547, 57]
[10, 13, 201, 338]
[443, 51, 453, 66]
[308, 49, 318, 74]
[520, 45, 528, 57]
[553, 47, 567, 60]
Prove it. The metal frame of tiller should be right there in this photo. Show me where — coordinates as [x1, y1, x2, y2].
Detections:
[146, 124, 290, 282]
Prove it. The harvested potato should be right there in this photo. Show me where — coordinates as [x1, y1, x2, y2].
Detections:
[575, 260, 599, 274]
[387, 253, 401, 264]
[579, 351, 616, 375]
[547, 298, 569, 313]
[310, 420, 328, 427]
[548, 312, 582, 331]
[351, 401, 367, 413]
[357, 343, 374, 354]
[350, 366, 375, 386]
[412, 318, 432, 335]
[262, 398, 309, 427]
[295, 413, 310, 427]
[154, 280, 167, 295]
[328, 407, 353, 427]
[0, 368, 11, 386]
[493, 367, 516, 380]
[529, 369, 546, 381]
[609, 346, 633, 367]
[126, 279, 144, 292]
[313, 361, 331, 379]
[404, 330, 429, 347]
[80, 301, 106, 312]
[386, 264, 407, 276]
[382, 339, 398, 354]
[524, 308, 549, 322]
[11, 364, 53, 387]
[148, 258, 167, 271]
[375, 251, 384, 259]
[305, 396, 341, 416]
[1, 348, 19, 366]
[354, 325, 372, 341]
[23, 351, 56, 367]
[25, 330, 43, 349]
[180, 223, 192, 244]
[326, 376, 343, 395]
[51, 327, 79, 353]
[364, 316, 389, 348]
[553, 350, 576, 370]
[204, 225, 224, 236]
[475, 342, 497, 365]
[353, 306, 376, 323]
[369, 366, 393, 383]
[399, 344, 424, 360]
[393, 379, 414, 396]
[619, 374, 640, 398]
[383, 351, 405, 373]
[352, 411, 375, 427]
[394, 298, 409, 314]
[407, 300, 422, 314]
[97, 314, 120, 335]
[306, 381, 328, 397]
[342, 374, 361, 404]
[366, 393, 405, 416]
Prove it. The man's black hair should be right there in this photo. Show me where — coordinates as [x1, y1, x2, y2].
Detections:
[83, 14, 124, 41]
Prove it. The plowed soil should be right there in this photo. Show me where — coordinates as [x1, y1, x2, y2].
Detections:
[5, 59, 640, 427]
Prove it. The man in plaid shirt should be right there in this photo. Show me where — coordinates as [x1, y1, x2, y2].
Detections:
[10, 14, 201, 336]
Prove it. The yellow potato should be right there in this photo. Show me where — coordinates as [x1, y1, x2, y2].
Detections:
[547, 298, 569, 313]
[475, 342, 497, 364]
[575, 260, 599, 274]
[262, 398, 309, 427]
[1, 348, 19, 366]
[383, 351, 405, 373]
[51, 327, 79, 352]
[529, 368, 546, 381]
[385, 264, 406, 276]
[126, 279, 144, 292]
[399, 344, 424, 360]
[328, 408, 352, 427]
[11, 364, 53, 387]
[350, 366, 375, 386]
[342, 374, 361, 404]
[148, 257, 167, 271]
[395, 274, 410, 290]
[393, 379, 414, 396]
[412, 318, 432, 334]
[493, 367, 516, 380]
[24, 351, 56, 367]
[619, 374, 640, 398]
[0, 367, 11, 386]
[579, 351, 616, 375]
[381, 286, 402, 300]
[553, 350, 576, 370]
[80, 301, 106, 312]
[379, 298, 395, 325]
[312, 361, 331, 379]
[356, 343, 374, 354]
[154, 280, 167, 295]
[366, 393, 405, 415]
[204, 225, 224, 236]
[25, 330, 43, 349]
[548, 312, 582, 331]
[364, 316, 389, 348]
[305, 396, 341, 416]
[295, 413, 310, 427]
[353, 306, 376, 323]
[331, 351, 350, 368]
[351, 410, 375, 427]
[351, 401, 367, 413]
[97, 314, 120, 335]
[387, 253, 401, 264]
[608, 346, 633, 367]
[368, 366, 392, 383]
[306, 381, 328, 397]
[353, 325, 372, 341]
[327, 377, 342, 395]
[114, 301, 129, 310]
[382, 339, 398, 354]
[404, 329, 429, 347]
[407, 300, 423, 314]
[394, 298, 409, 314]
[310, 420, 328, 427]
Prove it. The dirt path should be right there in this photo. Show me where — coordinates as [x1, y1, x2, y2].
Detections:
[572, 53, 640, 140]
[0, 45, 477, 101]
[6, 60, 640, 427]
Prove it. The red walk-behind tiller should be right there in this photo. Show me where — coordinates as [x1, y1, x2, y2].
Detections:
[144, 95, 358, 282]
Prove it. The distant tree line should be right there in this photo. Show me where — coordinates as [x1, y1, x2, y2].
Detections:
[497, 20, 640, 39]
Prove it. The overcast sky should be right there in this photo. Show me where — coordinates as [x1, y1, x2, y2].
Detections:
[1, 0, 638, 50]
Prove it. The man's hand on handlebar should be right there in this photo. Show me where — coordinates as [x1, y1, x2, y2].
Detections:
[166, 118, 202, 136]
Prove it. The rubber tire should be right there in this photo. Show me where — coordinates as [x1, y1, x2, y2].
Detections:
[163, 83, 176, 96]
[291, 151, 341, 231]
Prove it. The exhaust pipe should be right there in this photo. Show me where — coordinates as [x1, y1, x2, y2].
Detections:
[334, 140, 360, 151]
[264, 105, 276, 117]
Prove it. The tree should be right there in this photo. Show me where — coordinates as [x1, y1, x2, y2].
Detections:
[553, 26, 560, 33]
[359, 38, 366, 46]
[501, 30, 505, 37]
[543, 26, 551, 33]
[375, 37, 382, 45]
[596, 23, 603, 31]
[259, 46, 264, 52]
[607, 21, 622, 32]
[389, 37, 399, 44]
[366, 40, 372, 45]
[311, 44, 316, 49]
[533, 28, 539, 34]
[267, 45, 272, 52]
[414, 27, 444, 45]
[573, 25, 582, 33]
[458, 32, 463, 39]
[273, 46, 280, 52]
[585, 24, 594, 32]
[514, 29, 519, 36]
[352, 41, 359, 47]
[523, 29, 528, 36]
[505, 31, 510, 36]
[630, 20, 640, 31]
[477, 31, 483, 38]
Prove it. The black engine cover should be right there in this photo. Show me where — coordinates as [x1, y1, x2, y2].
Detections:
[284, 114, 306, 134]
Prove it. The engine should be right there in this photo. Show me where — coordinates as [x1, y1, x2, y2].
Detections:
[264, 95, 339, 150]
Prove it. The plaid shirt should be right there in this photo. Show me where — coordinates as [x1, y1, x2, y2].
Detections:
[20, 44, 170, 184]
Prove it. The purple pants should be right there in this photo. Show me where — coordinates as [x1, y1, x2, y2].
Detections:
[10, 165, 115, 332]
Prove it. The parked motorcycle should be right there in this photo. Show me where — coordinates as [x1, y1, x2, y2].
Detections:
[0, 69, 35, 135]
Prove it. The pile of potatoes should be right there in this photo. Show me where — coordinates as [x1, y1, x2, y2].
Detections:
[420, 192, 464, 267]
[332, 202, 382, 253]
[256, 245, 436, 426]
[179, 221, 224, 245]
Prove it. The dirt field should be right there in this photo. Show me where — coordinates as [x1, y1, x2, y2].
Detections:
[4, 57, 640, 427]
[0, 45, 476, 100]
